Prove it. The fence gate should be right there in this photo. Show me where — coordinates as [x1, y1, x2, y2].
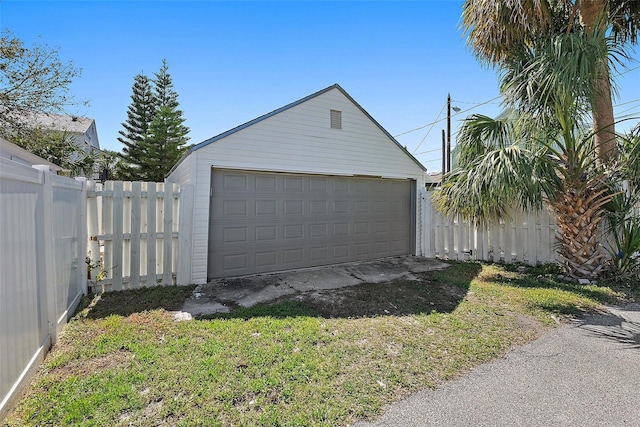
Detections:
[86, 181, 181, 293]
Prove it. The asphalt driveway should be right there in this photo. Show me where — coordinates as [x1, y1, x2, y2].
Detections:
[355, 303, 640, 427]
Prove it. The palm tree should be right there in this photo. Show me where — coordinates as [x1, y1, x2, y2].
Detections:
[462, 0, 640, 163]
[434, 28, 632, 280]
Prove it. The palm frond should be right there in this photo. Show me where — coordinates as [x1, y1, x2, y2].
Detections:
[456, 113, 518, 166]
[434, 143, 546, 224]
[461, 0, 554, 64]
[500, 28, 616, 126]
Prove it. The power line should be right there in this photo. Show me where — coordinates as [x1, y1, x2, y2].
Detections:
[450, 99, 500, 105]
[421, 158, 443, 164]
[395, 68, 638, 141]
[613, 64, 640, 77]
[413, 147, 442, 156]
[412, 103, 446, 154]
[394, 102, 446, 138]
[616, 105, 640, 116]
[614, 98, 640, 108]
[394, 95, 502, 138]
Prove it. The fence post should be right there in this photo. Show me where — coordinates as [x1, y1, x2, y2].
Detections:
[75, 177, 88, 295]
[86, 181, 101, 292]
[422, 190, 431, 257]
[163, 182, 173, 285]
[33, 165, 57, 345]
[177, 184, 194, 285]
[111, 181, 124, 291]
[146, 183, 157, 286]
[130, 182, 142, 288]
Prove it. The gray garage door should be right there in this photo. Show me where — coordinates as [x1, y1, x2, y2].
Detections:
[207, 169, 414, 279]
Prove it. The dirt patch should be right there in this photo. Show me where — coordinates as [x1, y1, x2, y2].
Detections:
[47, 349, 133, 381]
[271, 273, 468, 318]
[85, 285, 196, 319]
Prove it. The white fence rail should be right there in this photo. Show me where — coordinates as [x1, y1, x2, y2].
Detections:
[0, 159, 86, 418]
[423, 191, 558, 265]
[87, 181, 183, 293]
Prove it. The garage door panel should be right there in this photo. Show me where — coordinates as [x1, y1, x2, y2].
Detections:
[310, 246, 329, 262]
[333, 201, 349, 214]
[255, 251, 277, 268]
[222, 253, 248, 271]
[222, 173, 248, 191]
[310, 201, 328, 214]
[223, 227, 248, 244]
[284, 224, 304, 239]
[222, 200, 248, 216]
[309, 224, 328, 238]
[283, 248, 304, 264]
[284, 176, 304, 191]
[309, 178, 328, 192]
[284, 200, 304, 215]
[255, 200, 277, 215]
[208, 169, 412, 279]
[256, 175, 277, 191]
[255, 226, 277, 241]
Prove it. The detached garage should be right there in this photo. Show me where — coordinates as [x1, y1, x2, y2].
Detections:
[168, 84, 427, 284]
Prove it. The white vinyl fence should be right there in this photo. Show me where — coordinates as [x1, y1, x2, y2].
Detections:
[422, 191, 558, 265]
[0, 159, 86, 418]
[86, 181, 186, 293]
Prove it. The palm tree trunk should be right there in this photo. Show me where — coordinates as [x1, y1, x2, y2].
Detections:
[592, 65, 618, 162]
[552, 186, 607, 280]
[578, 0, 619, 163]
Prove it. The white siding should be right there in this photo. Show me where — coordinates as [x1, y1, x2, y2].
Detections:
[167, 152, 195, 187]
[169, 87, 426, 284]
[195, 89, 423, 179]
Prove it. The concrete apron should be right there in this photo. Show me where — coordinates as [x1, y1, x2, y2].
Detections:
[175, 256, 450, 320]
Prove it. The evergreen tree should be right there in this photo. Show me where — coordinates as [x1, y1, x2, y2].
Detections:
[138, 59, 189, 181]
[117, 73, 156, 180]
[117, 60, 188, 181]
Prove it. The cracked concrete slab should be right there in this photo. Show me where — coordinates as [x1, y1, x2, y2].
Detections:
[178, 256, 450, 317]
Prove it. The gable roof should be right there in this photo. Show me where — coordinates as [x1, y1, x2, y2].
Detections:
[23, 112, 95, 134]
[170, 84, 426, 174]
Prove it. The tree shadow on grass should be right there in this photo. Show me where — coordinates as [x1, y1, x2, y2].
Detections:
[81, 285, 197, 319]
[79, 263, 482, 321]
[203, 262, 481, 320]
[484, 270, 624, 305]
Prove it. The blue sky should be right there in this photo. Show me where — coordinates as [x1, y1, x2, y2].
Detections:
[2, 0, 638, 172]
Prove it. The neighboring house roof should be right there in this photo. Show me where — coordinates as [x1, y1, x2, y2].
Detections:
[20, 112, 101, 150]
[426, 172, 442, 184]
[169, 84, 426, 175]
[0, 136, 62, 172]
[24, 112, 93, 134]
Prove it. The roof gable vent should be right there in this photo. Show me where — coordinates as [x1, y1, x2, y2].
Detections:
[330, 109, 342, 130]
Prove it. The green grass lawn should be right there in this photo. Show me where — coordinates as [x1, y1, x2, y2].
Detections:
[4, 262, 634, 427]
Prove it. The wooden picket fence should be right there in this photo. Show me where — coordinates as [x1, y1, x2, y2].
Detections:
[423, 191, 558, 265]
[86, 181, 182, 293]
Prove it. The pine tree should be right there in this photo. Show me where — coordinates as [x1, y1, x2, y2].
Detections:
[117, 60, 188, 182]
[117, 73, 156, 180]
[139, 59, 189, 181]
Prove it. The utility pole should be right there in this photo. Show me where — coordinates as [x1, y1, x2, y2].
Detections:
[446, 94, 461, 173]
[446, 93, 452, 173]
[441, 129, 446, 177]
